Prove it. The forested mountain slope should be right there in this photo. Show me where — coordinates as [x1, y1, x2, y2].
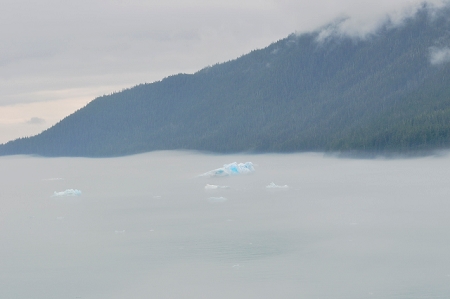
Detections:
[2, 5, 450, 157]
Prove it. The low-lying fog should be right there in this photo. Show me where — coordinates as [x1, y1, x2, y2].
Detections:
[1, 151, 450, 299]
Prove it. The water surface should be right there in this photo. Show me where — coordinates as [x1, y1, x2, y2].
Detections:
[1, 151, 450, 298]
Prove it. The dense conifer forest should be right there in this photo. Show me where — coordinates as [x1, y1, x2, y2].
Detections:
[1, 5, 450, 157]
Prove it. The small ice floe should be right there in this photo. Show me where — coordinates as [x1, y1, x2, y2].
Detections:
[52, 189, 82, 197]
[43, 178, 64, 181]
[200, 162, 255, 177]
[114, 230, 126, 234]
[232, 264, 241, 268]
[208, 197, 227, 203]
[265, 182, 289, 189]
[56, 216, 64, 220]
[204, 184, 230, 190]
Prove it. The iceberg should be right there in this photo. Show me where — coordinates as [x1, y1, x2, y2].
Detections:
[204, 184, 230, 190]
[200, 162, 255, 177]
[52, 189, 82, 197]
[266, 182, 289, 189]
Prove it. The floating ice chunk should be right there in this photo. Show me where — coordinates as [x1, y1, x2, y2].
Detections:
[52, 189, 82, 197]
[200, 162, 255, 177]
[208, 197, 227, 202]
[266, 182, 289, 189]
[204, 184, 230, 190]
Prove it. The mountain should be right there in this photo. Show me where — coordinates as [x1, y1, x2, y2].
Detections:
[2, 5, 450, 157]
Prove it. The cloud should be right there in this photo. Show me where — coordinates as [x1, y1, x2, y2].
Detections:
[429, 47, 450, 65]
[26, 117, 46, 125]
[314, 0, 449, 41]
[1, 0, 448, 106]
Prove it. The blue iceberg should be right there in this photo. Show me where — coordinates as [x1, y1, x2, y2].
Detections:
[52, 189, 82, 197]
[200, 162, 255, 177]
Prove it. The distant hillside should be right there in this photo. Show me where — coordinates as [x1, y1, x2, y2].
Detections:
[2, 4, 450, 157]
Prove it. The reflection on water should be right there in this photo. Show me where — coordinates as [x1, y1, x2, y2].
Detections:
[1, 151, 450, 299]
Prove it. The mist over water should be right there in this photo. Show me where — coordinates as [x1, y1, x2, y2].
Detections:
[1, 151, 450, 299]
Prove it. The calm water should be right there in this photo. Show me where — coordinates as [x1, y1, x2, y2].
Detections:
[1, 151, 450, 299]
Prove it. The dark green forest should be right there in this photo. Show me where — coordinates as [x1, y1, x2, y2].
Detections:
[1, 5, 450, 157]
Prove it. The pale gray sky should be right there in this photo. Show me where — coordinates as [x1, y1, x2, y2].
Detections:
[0, 0, 447, 143]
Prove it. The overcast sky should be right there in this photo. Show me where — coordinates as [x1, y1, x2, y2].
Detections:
[0, 0, 447, 143]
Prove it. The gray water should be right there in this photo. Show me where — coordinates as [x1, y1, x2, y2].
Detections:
[1, 151, 450, 299]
